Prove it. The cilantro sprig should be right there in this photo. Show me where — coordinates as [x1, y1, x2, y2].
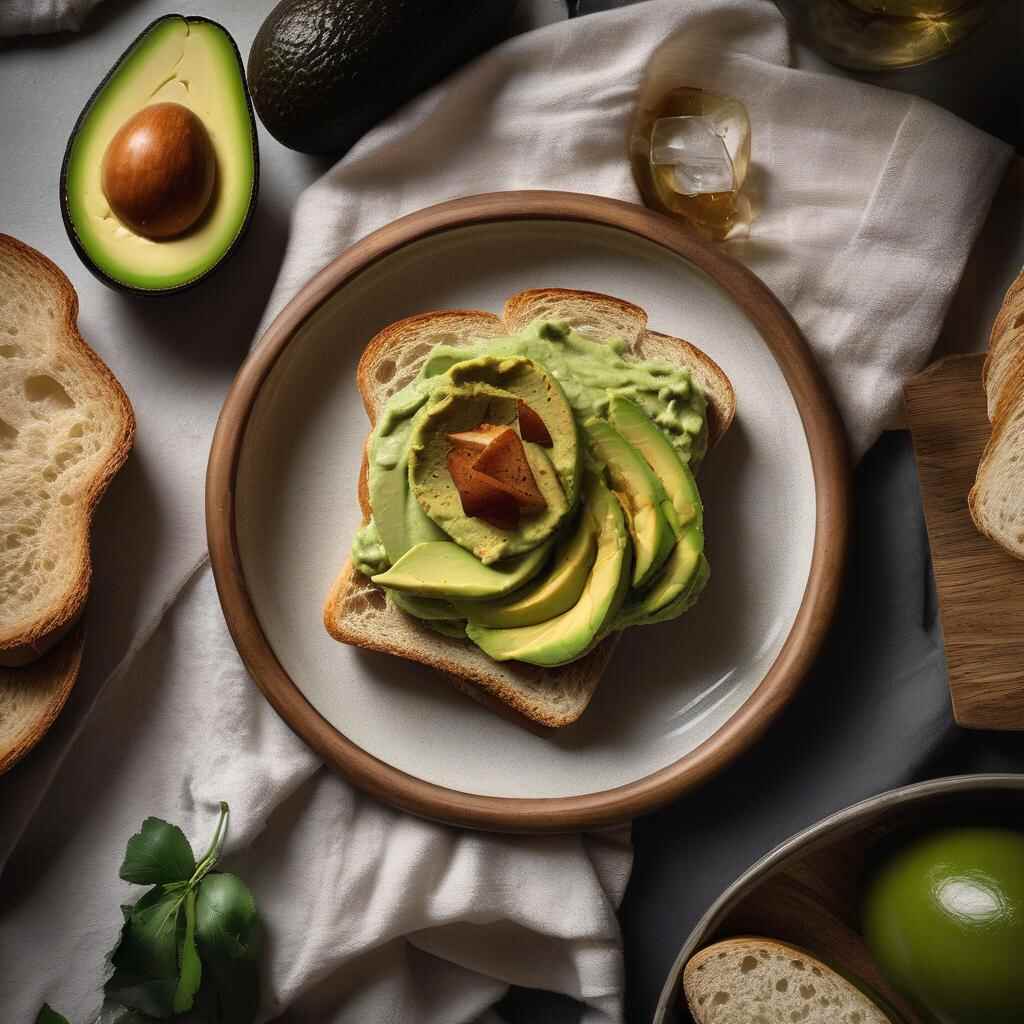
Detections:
[39, 803, 262, 1024]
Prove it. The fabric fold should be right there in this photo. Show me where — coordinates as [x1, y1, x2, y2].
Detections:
[1, 1, 1011, 1022]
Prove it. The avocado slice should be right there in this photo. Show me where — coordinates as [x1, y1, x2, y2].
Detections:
[608, 396, 706, 617]
[466, 473, 631, 667]
[456, 510, 598, 628]
[584, 417, 676, 589]
[61, 15, 258, 294]
[372, 539, 552, 600]
[388, 591, 462, 621]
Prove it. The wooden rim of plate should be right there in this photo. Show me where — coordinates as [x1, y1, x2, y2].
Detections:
[206, 191, 851, 833]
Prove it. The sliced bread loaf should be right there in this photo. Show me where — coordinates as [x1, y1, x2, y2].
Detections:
[324, 288, 734, 727]
[971, 267, 1024, 561]
[683, 938, 895, 1024]
[0, 235, 135, 665]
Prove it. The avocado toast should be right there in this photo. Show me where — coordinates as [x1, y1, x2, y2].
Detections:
[325, 289, 734, 727]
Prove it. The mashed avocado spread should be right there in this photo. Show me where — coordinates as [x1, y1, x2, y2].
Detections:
[351, 319, 710, 665]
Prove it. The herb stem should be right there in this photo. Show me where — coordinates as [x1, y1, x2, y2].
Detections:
[188, 802, 229, 889]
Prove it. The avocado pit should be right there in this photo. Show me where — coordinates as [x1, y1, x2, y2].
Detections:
[101, 101, 216, 239]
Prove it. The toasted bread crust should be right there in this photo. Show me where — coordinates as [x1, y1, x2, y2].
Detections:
[328, 288, 734, 725]
[0, 235, 135, 665]
[323, 559, 618, 728]
[0, 622, 84, 773]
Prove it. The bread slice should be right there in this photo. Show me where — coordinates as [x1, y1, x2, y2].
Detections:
[0, 622, 84, 774]
[982, 268, 1024, 421]
[683, 938, 895, 1024]
[325, 289, 735, 727]
[0, 235, 135, 665]
[971, 267, 1024, 561]
[970, 373, 1024, 560]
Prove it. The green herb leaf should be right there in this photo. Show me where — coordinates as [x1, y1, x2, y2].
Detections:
[172, 888, 202, 1013]
[196, 872, 263, 1024]
[105, 886, 182, 1018]
[35, 1006, 70, 1024]
[120, 817, 196, 885]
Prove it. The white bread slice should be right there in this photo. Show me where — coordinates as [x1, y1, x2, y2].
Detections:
[0, 622, 83, 774]
[324, 289, 735, 727]
[972, 266, 1024, 560]
[970, 373, 1024, 560]
[0, 236, 135, 665]
[982, 269, 1024, 422]
[683, 938, 895, 1024]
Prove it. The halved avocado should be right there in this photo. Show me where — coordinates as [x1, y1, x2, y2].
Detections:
[585, 417, 676, 589]
[466, 473, 631, 667]
[609, 396, 706, 618]
[372, 539, 552, 600]
[61, 15, 259, 294]
[456, 509, 598, 628]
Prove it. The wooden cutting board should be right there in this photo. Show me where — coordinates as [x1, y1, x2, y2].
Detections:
[905, 354, 1024, 730]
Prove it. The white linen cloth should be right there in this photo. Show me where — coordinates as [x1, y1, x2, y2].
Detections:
[0, 1, 1010, 1022]
[0, 0, 103, 35]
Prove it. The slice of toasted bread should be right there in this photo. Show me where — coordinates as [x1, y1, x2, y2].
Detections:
[0, 622, 84, 774]
[0, 236, 135, 666]
[325, 289, 734, 727]
[683, 938, 895, 1024]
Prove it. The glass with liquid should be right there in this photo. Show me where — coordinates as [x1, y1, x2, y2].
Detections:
[630, 87, 752, 242]
[790, 0, 993, 70]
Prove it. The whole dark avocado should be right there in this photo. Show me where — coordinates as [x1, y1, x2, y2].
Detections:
[247, 0, 517, 155]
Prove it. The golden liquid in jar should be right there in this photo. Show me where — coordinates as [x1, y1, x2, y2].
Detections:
[802, 0, 991, 69]
[629, 87, 751, 242]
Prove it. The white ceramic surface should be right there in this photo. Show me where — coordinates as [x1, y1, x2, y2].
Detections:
[235, 220, 816, 799]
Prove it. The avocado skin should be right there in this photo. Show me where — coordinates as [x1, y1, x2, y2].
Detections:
[247, 0, 517, 155]
[59, 14, 260, 296]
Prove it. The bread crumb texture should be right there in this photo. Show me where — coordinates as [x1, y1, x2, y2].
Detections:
[0, 247, 128, 638]
[684, 940, 890, 1024]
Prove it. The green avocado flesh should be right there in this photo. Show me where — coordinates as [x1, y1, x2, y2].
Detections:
[408, 380, 570, 563]
[63, 16, 256, 291]
[585, 417, 675, 589]
[372, 539, 552, 600]
[456, 508, 598, 629]
[609, 396, 706, 619]
[467, 474, 631, 666]
[351, 320, 711, 668]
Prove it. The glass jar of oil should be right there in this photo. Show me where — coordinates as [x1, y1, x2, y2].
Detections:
[629, 87, 752, 242]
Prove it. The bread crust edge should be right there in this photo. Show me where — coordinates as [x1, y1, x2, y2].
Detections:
[0, 235, 136, 664]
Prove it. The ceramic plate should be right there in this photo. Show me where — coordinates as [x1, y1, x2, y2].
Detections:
[208, 192, 848, 831]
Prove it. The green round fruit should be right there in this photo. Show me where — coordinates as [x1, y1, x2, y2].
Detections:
[862, 827, 1024, 1024]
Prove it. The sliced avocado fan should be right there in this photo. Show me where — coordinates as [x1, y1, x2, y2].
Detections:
[585, 416, 676, 589]
[608, 396, 707, 620]
[456, 507, 598, 629]
[466, 472, 631, 667]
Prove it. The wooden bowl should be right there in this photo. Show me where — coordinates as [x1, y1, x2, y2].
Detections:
[654, 773, 1024, 1023]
